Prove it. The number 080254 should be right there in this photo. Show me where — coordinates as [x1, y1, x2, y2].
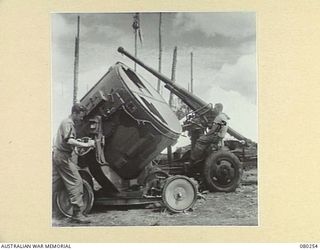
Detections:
[300, 244, 318, 248]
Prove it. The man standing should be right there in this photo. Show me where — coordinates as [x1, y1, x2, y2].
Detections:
[191, 103, 229, 161]
[52, 103, 95, 224]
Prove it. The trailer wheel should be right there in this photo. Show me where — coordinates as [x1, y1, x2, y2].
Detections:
[55, 179, 94, 218]
[162, 175, 197, 213]
[203, 151, 242, 192]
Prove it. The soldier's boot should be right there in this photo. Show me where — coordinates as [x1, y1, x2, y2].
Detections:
[69, 206, 91, 224]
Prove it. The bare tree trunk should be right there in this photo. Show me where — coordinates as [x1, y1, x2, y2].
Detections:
[134, 29, 137, 71]
[169, 46, 177, 107]
[190, 52, 193, 94]
[73, 16, 80, 105]
[167, 46, 178, 166]
[132, 13, 141, 71]
[157, 13, 162, 93]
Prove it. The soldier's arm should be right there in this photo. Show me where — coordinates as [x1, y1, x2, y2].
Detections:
[206, 123, 220, 135]
[67, 138, 95, 148]
[62, 122, 94, 148]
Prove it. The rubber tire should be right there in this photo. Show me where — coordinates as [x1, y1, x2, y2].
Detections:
[55, 179, 94, 218]
[162, 175, 197, 213]
[203, 150, 242, 192]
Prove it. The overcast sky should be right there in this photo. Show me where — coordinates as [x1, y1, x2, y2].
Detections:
[52, 12, 257, 143]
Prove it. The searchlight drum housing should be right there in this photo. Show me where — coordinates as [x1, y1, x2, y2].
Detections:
[77, 62, 181, 180]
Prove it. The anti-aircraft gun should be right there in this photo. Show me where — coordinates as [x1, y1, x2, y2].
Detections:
[117, 47, 256, 192]
[54, 47, 254, 218]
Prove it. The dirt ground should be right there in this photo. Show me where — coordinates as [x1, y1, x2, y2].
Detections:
[52, 168, 258, 227]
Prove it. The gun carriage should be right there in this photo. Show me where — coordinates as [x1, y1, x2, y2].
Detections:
[117, 47, 256, 192]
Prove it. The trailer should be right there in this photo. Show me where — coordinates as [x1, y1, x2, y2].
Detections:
[54, 47, 256, 217]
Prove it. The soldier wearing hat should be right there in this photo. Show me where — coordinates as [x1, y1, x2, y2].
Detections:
[52, 103, 95, 224]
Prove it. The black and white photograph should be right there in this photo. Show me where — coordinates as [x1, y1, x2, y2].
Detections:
[51, 12, 257, 227]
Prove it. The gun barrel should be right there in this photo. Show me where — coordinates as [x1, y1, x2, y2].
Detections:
[118, 47, 207, 111]
[117, 47, 253, 144]
[227, 127, 251, 143]
[118, 47, 172, 86]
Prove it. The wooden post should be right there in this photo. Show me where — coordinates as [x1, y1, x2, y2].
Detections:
[157, 13, 162, 93]
[167, 46, 178, 166]
[169, 46, 177, 107]
[132, 13, 141, 71]
[134, 28, 137, 71]
[190, 52, 193, 94]
[73, 16, 80, 105]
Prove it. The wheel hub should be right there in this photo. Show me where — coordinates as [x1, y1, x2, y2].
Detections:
[216, 161, 234, 178]
[173, 187, 186, 201]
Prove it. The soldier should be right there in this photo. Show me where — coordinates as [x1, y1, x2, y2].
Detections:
[191, 103, 229, 162]
[52, 103, 95, 224]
